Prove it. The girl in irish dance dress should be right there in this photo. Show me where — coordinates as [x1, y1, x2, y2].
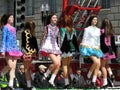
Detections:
[80, 15, 104, 88]
[0, 13, 23, 89]
[39, 14, 61, 88]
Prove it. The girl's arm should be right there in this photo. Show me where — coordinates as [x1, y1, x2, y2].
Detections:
[40, 26, 48, 48]
[0, 26, 7, 53]
[57, 30, 60, 47]
[60, 28, 66, 47]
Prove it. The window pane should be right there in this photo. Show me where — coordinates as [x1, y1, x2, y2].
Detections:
[26, 0, 34, 16]
[101, 0, 110, 9]
[49, 0, 57, 14]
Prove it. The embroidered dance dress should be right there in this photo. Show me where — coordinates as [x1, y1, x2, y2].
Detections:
[39, 24, 62, 56]
[60, 28, 79, 58]
[21, 29, 38, 60]
[0, 24, 23, 57]
[80, 26, 104, 58]
[100, 29, 116, 60]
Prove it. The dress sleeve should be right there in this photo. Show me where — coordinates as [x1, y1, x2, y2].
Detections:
[73, 28, 77, 36]
[0, 26, 8, 52]
[40, 26, 48, 47]
[60, 28, 66, 47]
[111, 35, 116, 54]
[21, 31, 26, 48]
[81, 28, 89, 44]
[25, 30, 36, 54]
[57, 30, 60, 47]
[100, 29, 105, 35]
[72, 28, 79, 52]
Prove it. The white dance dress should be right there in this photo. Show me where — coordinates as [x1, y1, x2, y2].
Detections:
[39, 24, 62, 56]
[80, 26, 104, 58]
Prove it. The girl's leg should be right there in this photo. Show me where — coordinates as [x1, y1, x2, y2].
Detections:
[62, 57, 69, 86]
[101, 59, 108, 86]
[44, 64, 54, 78]
[48, 54, 61, 85]
[90, 56, 101, 86]
[68, 57, 73, 83]
[87, 57, 97, 79]
[6, 56, 17, 88]
[0, 65, 10, 77]
[106, 64, 113, 77]
[68, 66, 74, 81]
[23, 60, 32, 88]
[106, 64, 115, 83]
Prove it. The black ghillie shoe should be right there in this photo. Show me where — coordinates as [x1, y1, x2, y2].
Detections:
[63, 84, 71, 89]
[7, 86, 15, 90]
[107, 77, 114, 87]
[91, 82, 97, 89]
[86, 77, 91, 84]
[48, 82, 56, 89]
[111, 75, 115, 82]
[101, 84, 108, 89]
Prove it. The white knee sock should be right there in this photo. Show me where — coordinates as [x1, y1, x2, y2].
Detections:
[9, 80, 13, 87]
[103, 78, 108, 86]
[70, 74, 74, 81]
[44, 69, 51, 78]
[108, 70, 113, 77]
[87, 71, 92, 79]
[49, 74, 56, 85]
[65, 78, 69, 85]
[92, 75, 97, 82]
[0, 72, 4, 76]
[27, 80, 31, 87]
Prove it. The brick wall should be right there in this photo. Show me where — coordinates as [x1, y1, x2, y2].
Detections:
[98, 0, 120, 34]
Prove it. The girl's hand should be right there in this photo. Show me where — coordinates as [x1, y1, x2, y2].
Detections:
[1, 52, 5, 56]
[0, 52, 5, 58]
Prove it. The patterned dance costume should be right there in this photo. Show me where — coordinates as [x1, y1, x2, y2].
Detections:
[60, 27, 79, 58]
[100, 29, 116, 60]
[0, 24, 23, 57]
[39, 24, 61, 56]
[21, 29, 38, 60]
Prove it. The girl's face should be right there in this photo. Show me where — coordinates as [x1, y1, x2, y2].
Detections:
[91, 17, 97, 26]
[8, 15, 14, 24]
[51, 15, 57, 24]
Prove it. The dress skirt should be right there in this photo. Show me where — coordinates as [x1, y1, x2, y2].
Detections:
[40, 38, 62, 56]
[80, 45, 104, 58]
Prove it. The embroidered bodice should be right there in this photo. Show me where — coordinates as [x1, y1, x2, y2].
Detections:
[0, 24, 23, 57]
[39, 24, 61, 55]
[40, 24, 60, 47]
[81, 26, 100, 49]
[47, 24, 59, 41]
[0, 24, 17, 52]
[60, 27, 76, 47]
[22, 29, 38, 54]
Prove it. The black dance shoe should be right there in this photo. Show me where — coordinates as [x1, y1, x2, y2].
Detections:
[111, 75, 115, 82]
[91, 82, 97, 88]
[63, 84, 71, 89]
[48, 81, 56, 89]
[7, 86, 15, 90]
[86, 77, 91, 84]
[24, 87, 33, 90]
[101, 84, 108, 89]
